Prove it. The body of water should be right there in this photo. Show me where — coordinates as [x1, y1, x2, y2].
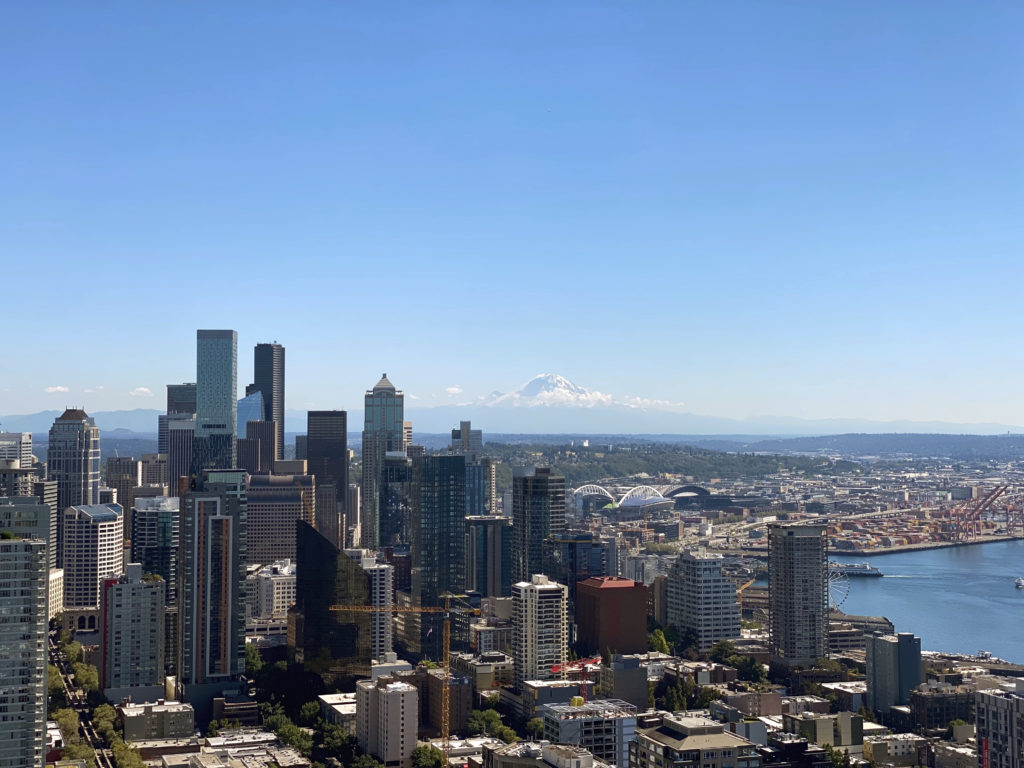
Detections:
[834, 539, 1024, 662]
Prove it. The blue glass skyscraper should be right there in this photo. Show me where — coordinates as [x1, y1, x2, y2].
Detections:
[191, 330, 238, 474]
[360, 374, 404, 549]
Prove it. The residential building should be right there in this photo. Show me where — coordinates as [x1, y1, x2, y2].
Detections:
[542, 700, 637, 768]
[512, 468, 565, 584]
[356, 676, 418, 768]
[0, 495, 55, 569]
[768, 523, 827, 667]
[245, 473, 315, 566]
[576, 576, 648, 656]
[131, 496, 180, 604]
[253, 342, 285, 461]
[62, 503, 124, 609]
[512, 574, 568, 687]
[976, 681, 1024, 768]
[99, 563, 166, 695]
[191, 329, 238, 474]
[910, 681, 974, 731]
[866, 633, 922, 717]
[0, 431, 32, 468]
[245, 559, 297, 620]
[629, 714, 762, 768]
[378, 452, 412, 550]
[597, 656, 650, 711]
[118, 700, 195, 742]
[405, 455, 466, 659]
[318, 692, 358, 734]
[862, 733, 928, 767]
[344, 549, 394, 660]
[361, 374, 405, 549]
[466, 515, 513, 598]
[666, 550, 741, 653]
[47, 408, 101, 563]
[177, 470, 248, 722]
[0, 535, 48, 768]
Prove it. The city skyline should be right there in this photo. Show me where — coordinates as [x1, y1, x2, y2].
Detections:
[4, 3, 1023, 426]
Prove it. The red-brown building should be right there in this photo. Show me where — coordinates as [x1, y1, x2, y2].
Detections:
[575, 576, 648, 656]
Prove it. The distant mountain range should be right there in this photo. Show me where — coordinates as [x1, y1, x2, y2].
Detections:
[4, 373, 1021, 437]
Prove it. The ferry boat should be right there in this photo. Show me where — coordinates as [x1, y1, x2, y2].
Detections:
[828, 561, 883, 577]
[1015, 577, 1024, 588]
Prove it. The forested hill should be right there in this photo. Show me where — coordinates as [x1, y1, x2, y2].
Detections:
[483, 442, 861, 490]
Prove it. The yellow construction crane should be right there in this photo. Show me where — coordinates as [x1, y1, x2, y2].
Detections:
[330, 594, 480, 765]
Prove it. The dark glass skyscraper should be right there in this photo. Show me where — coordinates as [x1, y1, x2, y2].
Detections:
[191, 330, 238, 474]
[253, 343, 285, 460]
[361, 374, 404, 549]
[511, 468, 565, 584]
[466, 515, 512, 598]
[160, 383, 197, 454]
[291, 521, 371, 684]
[407, 455, 465, 660]
[307, 410, 347, 498]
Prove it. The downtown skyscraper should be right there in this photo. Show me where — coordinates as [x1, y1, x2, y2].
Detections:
[252, 342, 285, 461]
[47, 408, 100, 567]
[511, 467, 565, 584]
[191, 330, 238, 474]
[361, 374, 404, 549]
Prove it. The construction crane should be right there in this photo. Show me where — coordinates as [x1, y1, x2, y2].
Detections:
[550, 656, 602, 702]
[330, 594, 480, 765]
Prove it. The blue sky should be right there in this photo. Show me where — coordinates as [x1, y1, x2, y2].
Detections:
[2, 2, 1022, 425]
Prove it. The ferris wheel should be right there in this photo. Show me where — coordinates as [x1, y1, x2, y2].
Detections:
[827, 564, 851, 609]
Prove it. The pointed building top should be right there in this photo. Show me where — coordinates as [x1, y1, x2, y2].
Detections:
[372, 373, 396, 393]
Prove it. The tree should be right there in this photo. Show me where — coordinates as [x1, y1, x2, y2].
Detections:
[299, 700, 321, 727]
[525, 717, 544, 740]
[411, 745, 444, 768]
[63, 639, 84, 664]
[111, 740, 146, 768]
[649, 629, 671, 655]
[52, 707, 81, 744]
[73, 662, 99, 693]
[709, 640, 737, 665]
[245, 642, 264, 677]
[945, 718, 968, 740]
[92, 703, 119, 745]
[61, 742, 97, 767]
[352, 755, 385, 768]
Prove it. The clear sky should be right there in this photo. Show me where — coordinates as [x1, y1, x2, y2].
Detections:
[2, 2, 1022, 425]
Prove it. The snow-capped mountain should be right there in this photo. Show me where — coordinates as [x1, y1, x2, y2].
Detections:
[478, 374, 682, 411]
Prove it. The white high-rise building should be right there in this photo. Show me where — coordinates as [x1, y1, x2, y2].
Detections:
[344, 549, 394, 659]
[512, 574, 568, 687]
[356, 676, 418, 768]
[0, 536, 48, 768]
[62, 504, 124, 609]
[0, 432, 32, 467]
[100, 563, 166, 694]
[666, 549, 741, 653]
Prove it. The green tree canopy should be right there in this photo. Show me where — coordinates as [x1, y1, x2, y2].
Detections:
[412, 745, 444, 768]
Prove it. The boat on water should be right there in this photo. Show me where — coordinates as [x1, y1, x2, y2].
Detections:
[1015, 577, 1024, 588]
[828, 561, 883, 577]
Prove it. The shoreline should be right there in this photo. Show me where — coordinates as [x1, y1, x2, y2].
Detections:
[848, 535, 1023, 558]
